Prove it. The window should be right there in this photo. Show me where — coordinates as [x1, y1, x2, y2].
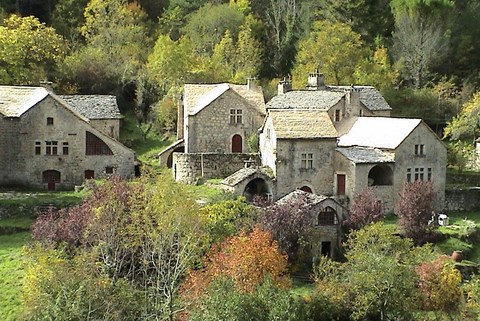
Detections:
[406, 168, 412, 182]
[359, 109, 363, 117]
[47, 117, 54, 125]
[229, 109, 243, 124]
[301, 153, 313, 169]
[427, 168, 432, 181]
[62, 142, 69, 155]
[317, 207, 337, 225]
[415, 144, 425, 156]
[106, 166, 114, 174]
[414, 167, 424, 181]
[266, 128, 271, 139]
[334, 109, 340, 122]
[46, 141, 58, 155]
[35, 142, 41, 155]
[86, 131, 113, 155]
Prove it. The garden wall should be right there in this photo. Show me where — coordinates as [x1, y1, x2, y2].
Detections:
[445, 187, 480, 212]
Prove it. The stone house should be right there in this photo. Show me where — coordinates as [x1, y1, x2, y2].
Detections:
[0, 86, 135, 190]
[274, 190, 345, 260]
[159, 80, 266, 183]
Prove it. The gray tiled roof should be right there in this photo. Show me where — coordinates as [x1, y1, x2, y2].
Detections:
[60, 95, 122, 119]
[276, 190, 330, 206]
[0, 86, 49, 117]
[221, 166, 274, 186]
[266, 86, 391, 111]
[336, 147, 395, 163]
[184, 83, 266, 116]
[269, 109, 337, 139]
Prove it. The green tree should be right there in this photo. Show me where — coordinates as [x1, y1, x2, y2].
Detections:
[354, 45, 399, 91]
[444, 92, 480, 141]
[0, 15, 64, 85]
[50, 0, 89, 43]
[341, 222, 431, 321]
[292, 20, 368, 87]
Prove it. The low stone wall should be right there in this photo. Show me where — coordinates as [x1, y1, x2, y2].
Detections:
[173, 153, 259, 184]
[445, 187, 480, 212]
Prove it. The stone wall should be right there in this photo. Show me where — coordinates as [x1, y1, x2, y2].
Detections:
[173, 152, 259, 184]
[445, 188, 480, 212]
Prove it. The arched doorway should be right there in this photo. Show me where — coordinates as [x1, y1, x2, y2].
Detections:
[300, 186, 312, 193]
[232, 134, 242, 153]
[368, 164, 393, 186]
[167, 146, 185, 168]
[42, 170, 61, 191]
[243, 178, 271, 202]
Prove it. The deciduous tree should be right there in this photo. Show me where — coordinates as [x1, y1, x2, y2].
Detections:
[444, 92, 480, 141]
[344, 187, 384, 231]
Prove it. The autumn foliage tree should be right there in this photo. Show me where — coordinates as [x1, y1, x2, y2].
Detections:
[395, 180, 435, 243]
[344, 187, 384, 231]
[416, 256, 463, 316]
[183, 227, 290, 304]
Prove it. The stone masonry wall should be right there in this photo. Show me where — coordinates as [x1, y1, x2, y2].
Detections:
[173, 152, 259, 184]
[445, 188, 480, 212]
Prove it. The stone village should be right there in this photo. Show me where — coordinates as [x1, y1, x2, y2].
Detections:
[0, 70, 462, 258]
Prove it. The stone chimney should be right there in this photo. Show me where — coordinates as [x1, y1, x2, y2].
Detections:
[278, 78, 292, 95]
[345, 85, 361, 117]
[246, 77, 256, 90]
[307, 69, 325, 90]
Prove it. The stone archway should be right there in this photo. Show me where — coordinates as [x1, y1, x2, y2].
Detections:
[368, 164, 393, 186]
[166, 146, 185, 168]
[243, 177, 271, 202]
[300, 186, 312, 193]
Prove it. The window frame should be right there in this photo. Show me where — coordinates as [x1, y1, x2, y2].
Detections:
[45, 141, 58, 155]
[35, 141, 41, 155]
[47, 117, 54, 126]
[301, 153, 314, 169]
[229, 109, 243, 124]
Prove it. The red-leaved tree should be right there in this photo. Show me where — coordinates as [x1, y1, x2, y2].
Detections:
[344, 187, 384, 231]
[395, 180, 434, 243]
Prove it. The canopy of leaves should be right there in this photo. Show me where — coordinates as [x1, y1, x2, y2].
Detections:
[292, 20, 367, 87]
[444, 91, 480, 141]
[0, 15, 64, 85]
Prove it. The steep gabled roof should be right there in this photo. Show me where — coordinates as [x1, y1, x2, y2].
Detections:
[0, 86, 49, 117]
[336, 147, 395, 163]
[184, 83, 266, 116]
[269, 109, 337, 139]
[276, 189, 330, 206]
[60, 95, 122, 119]
[338, 117, 422, 149]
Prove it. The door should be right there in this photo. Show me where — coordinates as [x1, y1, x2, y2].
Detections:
[337, 174, 346, 195]
[321, 241, 331, 257]
[43, 170, 61, 191]
[85, 170, 95, 179]
[232, 134, 242, 153]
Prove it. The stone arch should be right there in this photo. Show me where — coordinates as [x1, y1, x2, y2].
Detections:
[368, 164, 393, 186]
[232, 134, 242, 153]
[317, 206, 339, 225]
[299, 185, 313, 193]
[243, 177, 272, 202]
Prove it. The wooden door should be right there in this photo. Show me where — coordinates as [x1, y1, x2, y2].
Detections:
[337, 174, 346, 195]
[232, 134, 242, 153]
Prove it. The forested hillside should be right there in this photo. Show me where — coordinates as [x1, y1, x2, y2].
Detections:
[1, 0, 479, 166]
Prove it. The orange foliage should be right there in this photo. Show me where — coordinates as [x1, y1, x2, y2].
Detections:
[183, 226, 290, 301]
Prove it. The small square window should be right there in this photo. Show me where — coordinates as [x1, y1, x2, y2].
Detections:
[415, 144, 425, 156]
[106, 166, 114, 174]
[301, 153, 313, 169]
[229, 109, 243, 124]
[47, 117, 54, 125]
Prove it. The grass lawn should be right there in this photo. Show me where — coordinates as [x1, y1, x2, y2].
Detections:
[0, 232, 29, 321]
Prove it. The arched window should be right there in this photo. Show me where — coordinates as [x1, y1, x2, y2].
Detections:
[317, 207, 338, 225]
[368, 165, 393, 186]
[300, 186, 312, 193]
[86, 131, 113, 155]
[232, 134, 242, 153]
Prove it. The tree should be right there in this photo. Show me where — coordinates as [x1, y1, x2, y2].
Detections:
[444, 92, 480, 141]
[395, 180, 435, 243]
[344, 187, 384, 231]
[184, 227, 290, 298]
[354, 45, 399, 91]
[50, 0, 89, 42]
[341, 222, 431, 321]
[0, 15, 64, 85]
[259, 192, 315, 263]
[292, 20, 367, 87]
[416, 256, 463, 317]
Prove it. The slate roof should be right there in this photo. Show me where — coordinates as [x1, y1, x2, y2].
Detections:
[266, 86, 391, 112]
[269, 109, 337, 139]
[276, 190, 330, 206]
[221, 166, 274, 187]
[336, 147, 395, 163]
[60, 95, 122, 119]
[338, 117, 422, 149]
[0, 86, 49, 117]
[184, 83, 266, 116]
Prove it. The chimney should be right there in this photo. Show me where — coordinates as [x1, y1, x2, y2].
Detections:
[246, 77, 256, 90]
[40, 80, 54, 92]
[307, 69, 325, 90]
[345, 85, 361, 117]
[278, 78, 292, 95]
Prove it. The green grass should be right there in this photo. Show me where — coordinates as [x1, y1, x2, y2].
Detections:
[0, 232, 29, 321]
[0, 190, 86, 208]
